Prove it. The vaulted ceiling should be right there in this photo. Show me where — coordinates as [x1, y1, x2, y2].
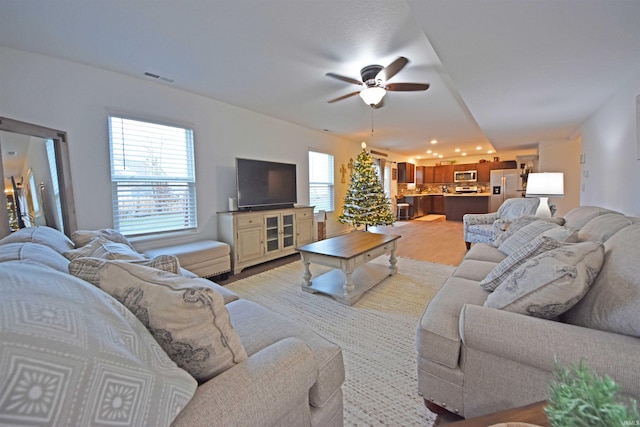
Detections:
[2, 0, 640, 159]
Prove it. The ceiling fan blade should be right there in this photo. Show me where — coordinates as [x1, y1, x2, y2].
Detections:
[386, 82, 430, 91]
[327, 91, 361, 103]
[325, 72, 363, 86]
[377, 57, 409, 81]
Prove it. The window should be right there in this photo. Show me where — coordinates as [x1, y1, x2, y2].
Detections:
[45, 139, 64, 231]
[108, 116, 196, 236]
[308, 151, 334, 212]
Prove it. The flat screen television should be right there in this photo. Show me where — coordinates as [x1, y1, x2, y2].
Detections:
[236, 158, 297, 210]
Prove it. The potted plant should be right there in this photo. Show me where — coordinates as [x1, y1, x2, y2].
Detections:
[545, 360, 639, 427]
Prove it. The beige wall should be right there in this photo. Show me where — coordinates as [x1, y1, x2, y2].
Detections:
[537, 138, 581, 217]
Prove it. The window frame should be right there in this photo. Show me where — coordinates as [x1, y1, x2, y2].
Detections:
[108, 115, 197, 237]
[308, 150, 335, 213]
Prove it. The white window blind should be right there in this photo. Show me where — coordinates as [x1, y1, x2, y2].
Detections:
[108, 116, 197, 236]
[309, 151, 334, 213]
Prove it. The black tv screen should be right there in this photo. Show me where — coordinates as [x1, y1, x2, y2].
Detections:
[236, 158, 297, 210]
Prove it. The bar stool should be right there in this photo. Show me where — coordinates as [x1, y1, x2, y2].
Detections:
[396, 202, 410, 220]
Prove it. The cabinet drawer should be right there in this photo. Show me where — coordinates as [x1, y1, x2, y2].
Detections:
[297, 210, 312, 220]
[236, 215, 262, 228]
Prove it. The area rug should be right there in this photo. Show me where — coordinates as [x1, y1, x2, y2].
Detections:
[226, 257, 455, 426]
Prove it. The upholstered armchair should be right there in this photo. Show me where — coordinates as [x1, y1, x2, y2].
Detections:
[463, 198, 541, 249]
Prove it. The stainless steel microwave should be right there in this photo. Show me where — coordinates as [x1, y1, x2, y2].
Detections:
[454, 170, 477, 182]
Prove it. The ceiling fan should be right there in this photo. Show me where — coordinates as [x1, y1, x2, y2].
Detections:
[326, 57, 430, 107]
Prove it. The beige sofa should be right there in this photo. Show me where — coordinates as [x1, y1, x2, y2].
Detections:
[0, 226, 344, 426]
[417, 206, 640, 419]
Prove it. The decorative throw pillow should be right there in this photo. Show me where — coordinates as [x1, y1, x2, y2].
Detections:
[498, 220, 560, 256]
[480, 235, 563, 292]
[69, 258, 247, 383]
[69, 255, 181, 279]
[71, 228, 136, 250]
[577, 213, 633, 243]
[64, 236, 146, 261]
[485, 241, 604, 319]
[0, 225, 75, 254]
[493, 215, 565, 248]
[0, 261, 197, 426]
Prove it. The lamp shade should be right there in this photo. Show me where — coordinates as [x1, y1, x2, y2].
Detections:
[359, 87, 386, 106]
[525, 172, 564, 197]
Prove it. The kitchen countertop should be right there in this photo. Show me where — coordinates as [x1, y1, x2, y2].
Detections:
[444, 192, 491, 197]
[400, 192, 491, 197]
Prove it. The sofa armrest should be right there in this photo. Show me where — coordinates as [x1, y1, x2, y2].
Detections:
[172, 337, 317, 427]
[459, 304, 640, 395]
[463, 212, 499, 226]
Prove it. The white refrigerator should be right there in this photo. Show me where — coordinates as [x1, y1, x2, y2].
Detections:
[490, 169, 520, 212]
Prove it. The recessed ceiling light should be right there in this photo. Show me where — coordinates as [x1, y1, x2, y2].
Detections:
[430, 139, 438, 144]
[432, 152, 438, 156]
[487, 150, 494, 154]
[454, 148, 460, 153]
[462, 152, 467, 156]
[476, 146, 482, 150]
[438, 155, 443, 158]
[426, 150, 432, 154]
[416, 156, 422, 159]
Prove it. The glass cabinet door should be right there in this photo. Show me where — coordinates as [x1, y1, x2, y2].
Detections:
[282, 213, 295, 249]
[265, 215, 280, 253]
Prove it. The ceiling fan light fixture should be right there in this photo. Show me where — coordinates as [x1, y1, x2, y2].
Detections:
[359, 86, 386, 106]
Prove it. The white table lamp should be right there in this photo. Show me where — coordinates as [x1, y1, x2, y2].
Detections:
[525, 172, 564, 217]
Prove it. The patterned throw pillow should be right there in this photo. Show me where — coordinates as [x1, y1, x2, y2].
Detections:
[493, 216, 565, 248]
[71, 228, 136, 249]
[69, 255, 181, 279]
[0, 261, 197, 426]
[498, 220, 561, 256]
[69, 258, 247, 383]
[485, 241, 604, 319]
[480, 235, 563, 292]
[64, 236, 146, 261]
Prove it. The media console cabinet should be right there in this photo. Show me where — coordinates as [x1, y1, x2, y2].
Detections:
[217, 206, 314, 274]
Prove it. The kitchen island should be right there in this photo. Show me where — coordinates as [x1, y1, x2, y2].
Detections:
[444, 192, 491, 221]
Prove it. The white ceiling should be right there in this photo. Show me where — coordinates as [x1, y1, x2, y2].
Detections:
[2, 0, 640, 159]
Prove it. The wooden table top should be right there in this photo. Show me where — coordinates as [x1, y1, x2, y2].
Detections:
[296, 232, 400, 259]
[447, 401, 549, 426]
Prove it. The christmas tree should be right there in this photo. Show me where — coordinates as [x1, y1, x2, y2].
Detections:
[338, 145, 395, 229]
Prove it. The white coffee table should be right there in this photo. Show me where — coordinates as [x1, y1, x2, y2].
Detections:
[296, 231, 401, 305]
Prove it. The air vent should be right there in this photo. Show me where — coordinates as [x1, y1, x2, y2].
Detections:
[143, 72, 174, 83]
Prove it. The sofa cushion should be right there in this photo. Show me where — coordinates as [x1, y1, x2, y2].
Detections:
[0, 261, 197, 426]
[464, 243, 508, 263]
[562, 206, 621, 231]
[417, 277, 489, 369]
[485, 241, 604, 319]
[562, 223, 640, 338]
[577, 213, 633, 243]
[498, 220, 574, 256]
[64, 236, 146, 261]
[453, 259, 499, 282]
[480, 235, 564, 292]
[0, 242, 70, 272]
[0, 225, 74, 254]
[68, 258, 247, 383]
[226, 299, 344, 408]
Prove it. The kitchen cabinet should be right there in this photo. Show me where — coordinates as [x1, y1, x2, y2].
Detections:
[431, 195, 445, 214]
[398, 162, 415, 183]
[477, 162, 492, 182]
[415, 166, 425, 185]
[491, 160, 517, 170]
[423, 166, 435, 183]
[434, 165, 455, 183]
[444, 195, 489, 221]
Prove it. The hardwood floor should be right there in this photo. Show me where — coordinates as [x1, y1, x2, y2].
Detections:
[216, 219, 466, 285]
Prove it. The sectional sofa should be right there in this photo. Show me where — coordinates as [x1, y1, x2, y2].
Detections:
[0, 226, 344, 426]
[417, 206, 640, 419]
